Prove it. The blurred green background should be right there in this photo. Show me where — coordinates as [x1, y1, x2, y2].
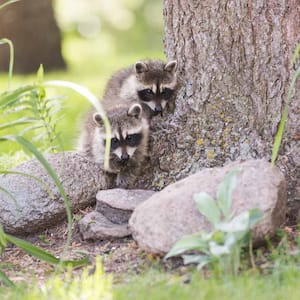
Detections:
[0, 0, 165, 164]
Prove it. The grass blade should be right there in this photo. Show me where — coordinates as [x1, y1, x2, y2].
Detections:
[291, 43, 300, 67]
[0, 0, 20, 11]
[271, 65, 300, 164]
[0, 85, 37, 108]
[0, 170, 55, 200]
[44, 80, 111, 170]
[0, 185, 18, 209]
[0, 135, 73, 259]
[0, 38, 14, 89]
[0, 270, 15, 288]
[0, 117, 36, 130]
[6, 234, 60, 264]
[5, 234, 89, 267]
[14, 136, 73, 255]
[0, 225, 7, 250]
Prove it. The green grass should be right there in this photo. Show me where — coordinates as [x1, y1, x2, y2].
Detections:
[2, 266, 300, 300]
[114, 269, 300, 300]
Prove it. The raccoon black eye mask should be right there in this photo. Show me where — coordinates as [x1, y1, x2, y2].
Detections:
[125, 133, 143, 147]
[103, 133, 143, 151]
[138, 89, 154, 102]
[138, 88, 174, 102]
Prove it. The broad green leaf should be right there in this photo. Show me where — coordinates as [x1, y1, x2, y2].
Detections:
[215, 211, 250, 233]
[271, 65, 300, 164]
[194, 192, 220, 226]
[165, 233, 208, 259]
[182, 254, 210, 267]
[248, 208, 263, 229]
[0, 270, 15, 288]
[197, 259, 211, 271]
[209, 241, 231, 256]
[217, 169, 240, 220]
[223, 233, 237, 250]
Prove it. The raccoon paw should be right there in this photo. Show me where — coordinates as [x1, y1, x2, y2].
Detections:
[116, 174, 131, 189]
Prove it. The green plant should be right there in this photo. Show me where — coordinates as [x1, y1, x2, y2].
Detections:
[0, 68, 111, 287]
[0, 224, 89, 288]
[165, 170, 262, 276]
[1, 66, 63, 153]
[271, 44, 300, 164]
[0, 0, 111, 286]
[0, 77, 107, 285]
[0, 257, 112, 300]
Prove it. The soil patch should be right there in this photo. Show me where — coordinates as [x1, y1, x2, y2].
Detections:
[1, 201, 299, 284]
[0, 206, 178, 284]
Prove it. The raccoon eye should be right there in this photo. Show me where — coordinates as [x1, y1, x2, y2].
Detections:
[138, 89, 154, 102]
[161, 88, 174, 100]
[126, 133, 142, 147]
[110, 137, 120, 150]
[145, 89, 153, 94]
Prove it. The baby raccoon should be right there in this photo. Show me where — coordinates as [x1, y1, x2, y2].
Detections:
[78, 102, 149, 188]
[103, 59, 178, 119]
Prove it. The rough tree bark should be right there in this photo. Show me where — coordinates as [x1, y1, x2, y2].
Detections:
[0, 0, 65, 73]
[136, 0, 300, 203]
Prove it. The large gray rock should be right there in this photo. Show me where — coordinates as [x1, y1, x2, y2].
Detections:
[0, 152, 107, 235]
[129, 160, 287, 254]
[79, 189, 155, 240]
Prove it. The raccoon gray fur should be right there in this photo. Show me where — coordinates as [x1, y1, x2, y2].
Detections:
[103, 59, 178, 119]
[78, 102, 149, 188]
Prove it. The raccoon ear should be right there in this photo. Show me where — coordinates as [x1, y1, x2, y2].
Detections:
[93, 112, 104, 127]
[128, 103, 143, 119]
[164, 60, 177, 73]
[135, 61, 148, 74]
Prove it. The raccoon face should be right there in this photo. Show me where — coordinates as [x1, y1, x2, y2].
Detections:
[134, 60, 178, 116]
[93, 103, 149, 173]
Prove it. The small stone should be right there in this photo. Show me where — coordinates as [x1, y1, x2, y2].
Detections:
[96, 189, 155, 224]
[96, 189, 155, 211]
[79, 211, 131, 240]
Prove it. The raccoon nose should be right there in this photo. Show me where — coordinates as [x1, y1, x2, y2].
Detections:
[154, 105, 162, 113]
[121, 153, 130, 161]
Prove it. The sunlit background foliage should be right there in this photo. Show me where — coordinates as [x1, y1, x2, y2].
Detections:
[0, 0, 164, 161]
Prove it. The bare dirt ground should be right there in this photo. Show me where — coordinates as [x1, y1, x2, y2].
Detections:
[1, 200, 299, 285]
[0, 206, 181, 285]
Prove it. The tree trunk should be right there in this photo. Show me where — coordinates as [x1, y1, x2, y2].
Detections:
[0, 0, 65, 73]
[136, 0, 300, 202]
